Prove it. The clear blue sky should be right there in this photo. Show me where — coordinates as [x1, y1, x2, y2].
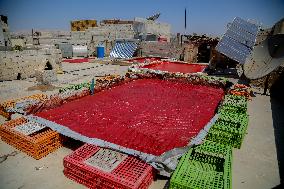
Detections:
[0, 0, 283, 36]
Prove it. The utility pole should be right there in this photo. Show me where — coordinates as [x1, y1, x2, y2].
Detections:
[184, 8, 187, 35]
[181, 8, 187, 45]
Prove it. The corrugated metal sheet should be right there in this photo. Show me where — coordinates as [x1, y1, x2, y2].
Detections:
[57, 43, 73, 58]
[216, 17, 259, 64]
[110, 40, 138, 59]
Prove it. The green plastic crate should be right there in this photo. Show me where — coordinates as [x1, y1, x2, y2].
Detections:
[194, 140, 231, 158]
[223, 94, 247, 106]
[207, 111, 249, 149]
[218, 105, 247, 115]
[169, 141, 232, 189]
[221, 95, 247, 113]
[209, 95, 249, 149]
[218, 111, 248, 126]
[213, 117, 248, 135]
[206, 128, 245, 149]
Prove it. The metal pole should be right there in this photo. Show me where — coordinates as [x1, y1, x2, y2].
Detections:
[90, 78, 95, 95]
[185, 8, 187, 33]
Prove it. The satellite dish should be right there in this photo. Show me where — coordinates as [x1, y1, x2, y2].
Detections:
[244, 18, 284, 79]
[146, 13, 161, 21]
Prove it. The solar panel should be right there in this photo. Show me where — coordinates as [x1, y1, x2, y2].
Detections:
[227, 25, 256, 47]
[233, 17, 259, 34]
[216, 17, 259, 64]
[216, 35, 251, 64]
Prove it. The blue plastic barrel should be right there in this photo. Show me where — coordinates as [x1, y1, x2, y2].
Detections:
[97, 46, 104, 58]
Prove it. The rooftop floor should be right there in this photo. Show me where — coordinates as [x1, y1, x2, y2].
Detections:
[0, 61, 282, 189]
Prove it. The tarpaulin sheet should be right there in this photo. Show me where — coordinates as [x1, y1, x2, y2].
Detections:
[110, 41, 138, 59]
[63, 58, 89, 63]
[35, 79, 223, 155]
[142, 62, 207, 74]
[127, 57, 162, 63]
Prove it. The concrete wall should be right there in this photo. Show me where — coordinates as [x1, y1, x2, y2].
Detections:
[10, 19, 172, 57]
[12, 30, 71, 47]
[11, 38, 26, 47]
[133, 17, 171, 41]
[140, 41, 182, 59]
[0, 15, 11, 46]
[70, 23, 135, 56]
[71, 24, 135, 42]
[0, 49, 62, 81]
[183, 44, 198, 63]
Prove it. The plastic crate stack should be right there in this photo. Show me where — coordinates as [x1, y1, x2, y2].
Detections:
[207, 95, 249, 149]
[0, 105, 12, 119]
[0, 93, 48, 119]
[0, 117, 64, 159]
[228, 84, 251, 100]
[63, 143, 155, 189]
[170, 140, 232, 189]
[220, 94, 247, 114]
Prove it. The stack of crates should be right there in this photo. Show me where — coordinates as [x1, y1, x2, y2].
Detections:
[0, 117, 64, 159]
[207, 95, 249, 148]
[0, 105, 12, 119]
[0, 93, 48, 117]
[220, 95, 247, 114]
[63, 143, 155, 189]
[169, 140, 232, 189]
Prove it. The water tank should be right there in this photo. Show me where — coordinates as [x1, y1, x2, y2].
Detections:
[96, 46, 104, 58]
[72, 45, 88, 57]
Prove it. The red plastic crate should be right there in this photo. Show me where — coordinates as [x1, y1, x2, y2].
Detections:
[63, 144, 155, 189]
[0, 117, 64, 159]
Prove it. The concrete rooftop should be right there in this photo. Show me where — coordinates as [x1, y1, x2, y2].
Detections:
[0, 61, 283, 189]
